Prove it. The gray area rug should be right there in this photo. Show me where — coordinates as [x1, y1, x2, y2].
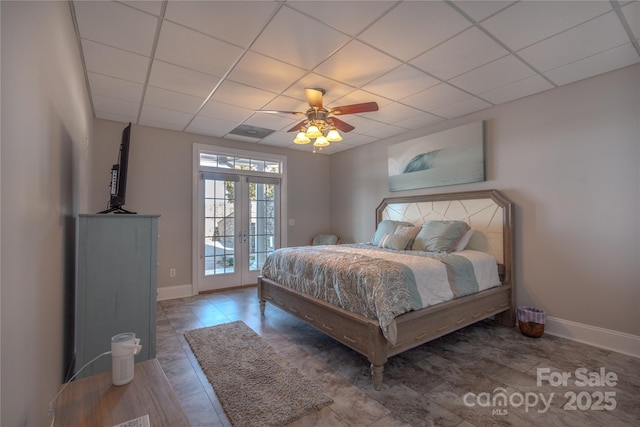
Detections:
[184, 321, 333, 427]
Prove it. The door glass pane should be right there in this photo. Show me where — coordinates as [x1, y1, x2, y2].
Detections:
[204, 179, 235, 275]
[249, 182, 276, 272]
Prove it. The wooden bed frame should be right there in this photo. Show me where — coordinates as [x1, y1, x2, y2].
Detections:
[258, 189, 515, 390]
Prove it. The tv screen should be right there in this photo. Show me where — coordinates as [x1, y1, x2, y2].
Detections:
[99, 122, 135, 214]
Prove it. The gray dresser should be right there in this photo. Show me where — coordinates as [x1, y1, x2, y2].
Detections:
[75, 214, 159, 378]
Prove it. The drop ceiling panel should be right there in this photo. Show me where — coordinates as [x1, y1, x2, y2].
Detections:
[187, 116, 238, 136]
[71, 0, 640, 155]
[481, 1, 612, 50]
[402, 83, 475, 111]
[87, 72, 143, 103]
[449, 55, 537, 94]
[144, 86, 205, 114]
[74, 1, 157, 55]
[410, 27, 509, 80]
[81, 39, 149, 83]
[147, 60, 219, 98]
[314, 40, 401, 88]
[227, 51, 307, 93]
[451, 1, 516, 22]
[242, 113, 296, 132]
[163, 0, 278, 47]
[261, 132, 294, 147]
[154, 21, 244, 77]
[347, 116, 389, 135]
[431, 96, 492, 119]
[250, 6, 351, 69]
[518, 12, 632, 72]
[96, 111, 138, 125]
[120, 1, 163, 16]
[544, 43, 640, 86]
[140, 105, 193, 127]
[138, 118, 186, 132]
[395, 113, 443, 130]
[93, 94, 140, 120]
[287, 1, 395, 36]
[337, 133, 376, 148]
[480, 75, 554, 105]
[362, 65, 440, 99]
[199, 100, 254, 122]
[207, 80, 276, 110]
[259, 95, 308, 114]
[365, 102, 424, 124]
[359, 1, 471, 61]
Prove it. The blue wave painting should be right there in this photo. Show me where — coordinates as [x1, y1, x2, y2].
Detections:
[388, 121, 485, 191]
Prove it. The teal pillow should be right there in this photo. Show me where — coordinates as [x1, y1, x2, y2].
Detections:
[371, 220, 413, 245]
[378, 233, 412, 250]
[412, 220, 470, 253]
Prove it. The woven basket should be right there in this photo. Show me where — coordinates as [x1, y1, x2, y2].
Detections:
[517, 306, 545, 338]
[518, 320, 545, 338]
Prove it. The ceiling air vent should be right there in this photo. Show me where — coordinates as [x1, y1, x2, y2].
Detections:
[229, 124, 275, 139]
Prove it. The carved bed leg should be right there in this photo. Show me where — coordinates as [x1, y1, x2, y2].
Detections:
[370, 364, 384, 391]
[259, 299, 266, 316]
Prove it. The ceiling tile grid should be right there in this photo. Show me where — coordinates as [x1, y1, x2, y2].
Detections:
[70, 0, 640, 154]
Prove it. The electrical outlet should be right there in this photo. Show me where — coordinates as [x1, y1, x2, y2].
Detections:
[169, 268, 176, 278]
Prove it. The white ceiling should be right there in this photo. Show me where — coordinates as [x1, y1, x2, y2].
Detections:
[72, 0, 640, 154]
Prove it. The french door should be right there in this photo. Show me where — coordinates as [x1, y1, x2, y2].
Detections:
[198, 173, 279, 292]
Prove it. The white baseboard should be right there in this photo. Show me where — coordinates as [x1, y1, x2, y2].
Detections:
[545, 316, 640, 359]
[157, 284, 194, 301]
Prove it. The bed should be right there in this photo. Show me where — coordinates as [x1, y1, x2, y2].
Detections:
[258, 189, 515, 390]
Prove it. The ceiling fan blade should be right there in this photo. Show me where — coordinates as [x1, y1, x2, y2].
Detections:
[305, 88, 324, 109]
[330, 101, 379, 115]
[330, 117, 355, 133]
[256, 110, 305, 116]
[288, 119, 308, 132]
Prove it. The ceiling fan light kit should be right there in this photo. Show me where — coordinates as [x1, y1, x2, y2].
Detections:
[313, 135, 330, 148]
[257, 88, 378, 152]
[326, 127, 342, 142]
[294, 130, 311, 144]
[305, 124, 323, 139]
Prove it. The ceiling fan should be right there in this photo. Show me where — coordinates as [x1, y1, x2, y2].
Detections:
[258, 88, 379, 152]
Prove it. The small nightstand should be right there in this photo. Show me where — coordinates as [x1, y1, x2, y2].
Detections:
[53, 359, 190, 427]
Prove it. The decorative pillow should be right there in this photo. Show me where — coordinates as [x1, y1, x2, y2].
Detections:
[378, 233, 412, 250]
[453, 229, 475, 252]
[393, 225, 420, 247]
[371, 220, 413, 246]
[312, 234, 339, 245]
[412, 220, 471, 253]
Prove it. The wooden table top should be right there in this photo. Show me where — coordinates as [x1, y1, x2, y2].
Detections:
[53, 359, 191, 427]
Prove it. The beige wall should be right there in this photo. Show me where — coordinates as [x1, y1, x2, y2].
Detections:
[330, 64, 640, 337]
[1, 1, 93, 426]
[1, 3, 636, 425]
[89, 120, 331, 290]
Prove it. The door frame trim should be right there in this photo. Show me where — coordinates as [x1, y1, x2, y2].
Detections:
[191, 143, 287, 295]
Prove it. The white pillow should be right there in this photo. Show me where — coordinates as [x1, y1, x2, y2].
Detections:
[454, 229, 475, 252]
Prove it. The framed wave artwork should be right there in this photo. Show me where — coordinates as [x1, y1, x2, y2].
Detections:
[388, 121, 486, 192]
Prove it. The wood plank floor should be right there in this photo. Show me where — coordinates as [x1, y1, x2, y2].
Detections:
[156, 286, 639, 426]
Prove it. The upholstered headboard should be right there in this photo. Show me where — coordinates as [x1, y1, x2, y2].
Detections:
[376, 190, 514, 284]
